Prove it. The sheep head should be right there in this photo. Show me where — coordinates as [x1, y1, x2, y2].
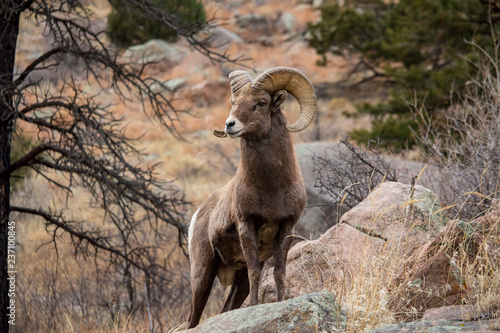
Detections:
[213, 67, 317, 140]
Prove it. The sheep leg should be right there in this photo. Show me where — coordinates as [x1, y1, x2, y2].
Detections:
[238, 221, 261, 306]
[187, 259, 218, 328]
[221, 267, 249, 312]
[273, 222, 294, 302]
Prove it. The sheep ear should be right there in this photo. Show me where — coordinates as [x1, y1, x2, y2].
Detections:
[272, 90, 287, 112]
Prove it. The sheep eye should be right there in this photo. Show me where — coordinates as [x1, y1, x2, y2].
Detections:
[257, 101, 266, 107]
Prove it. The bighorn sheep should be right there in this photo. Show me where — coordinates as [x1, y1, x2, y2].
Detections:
[187, 67, 317, 328]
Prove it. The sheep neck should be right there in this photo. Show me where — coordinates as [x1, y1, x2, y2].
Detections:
[238, 111, 298, 189]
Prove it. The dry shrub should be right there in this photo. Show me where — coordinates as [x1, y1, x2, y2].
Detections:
[313, 137, 398, 211]
[411, 57, 500, 220]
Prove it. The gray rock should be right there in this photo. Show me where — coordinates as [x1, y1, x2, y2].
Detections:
[184, 292, 346, 333]
[207, 27, 243, 48]
[147, 78, 187, 97]
[277, 13, 297, 34]
[366, 319, 499, 332]
[123, 39, 190, 64]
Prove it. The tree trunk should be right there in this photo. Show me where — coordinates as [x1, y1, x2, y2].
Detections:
[0, 2, 21, 332]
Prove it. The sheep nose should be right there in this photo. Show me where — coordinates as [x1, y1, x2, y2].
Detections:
[226, 120, 235, 129]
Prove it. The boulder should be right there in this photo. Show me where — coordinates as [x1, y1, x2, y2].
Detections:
[261, 181, 448, 304]
[366, 319, 499, 332]
[123, 39, 190, 65]
[339, 181, 448, 252]
[391, 209, 500, 319]
[205, 27, 243, 48]
[184, 292, 346, 333]
[259, 223, 385, 303]
[390, 249, 467, 319]
[277, 13, 297, 34]
[422, 305, 477, 321]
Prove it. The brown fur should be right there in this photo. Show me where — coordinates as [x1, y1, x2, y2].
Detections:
[187, 83, 307, 328]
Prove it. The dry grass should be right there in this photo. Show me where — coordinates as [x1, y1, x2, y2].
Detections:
[339, 247, 401, 332]
[320, 197, 500, 332]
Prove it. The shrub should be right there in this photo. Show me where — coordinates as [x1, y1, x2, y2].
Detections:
[107, 0, 206, 48]
[411, 54, 500, 219]
[313, 138, 397, 211]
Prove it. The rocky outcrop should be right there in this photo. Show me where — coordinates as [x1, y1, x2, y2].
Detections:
[366, 319, 499, 332]
[184, 292, 346, 333]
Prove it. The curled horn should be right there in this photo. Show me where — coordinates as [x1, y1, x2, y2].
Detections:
[229, 70, 253, 95]
[251, 67, 317, 132]
[213, 70, 253, 138]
